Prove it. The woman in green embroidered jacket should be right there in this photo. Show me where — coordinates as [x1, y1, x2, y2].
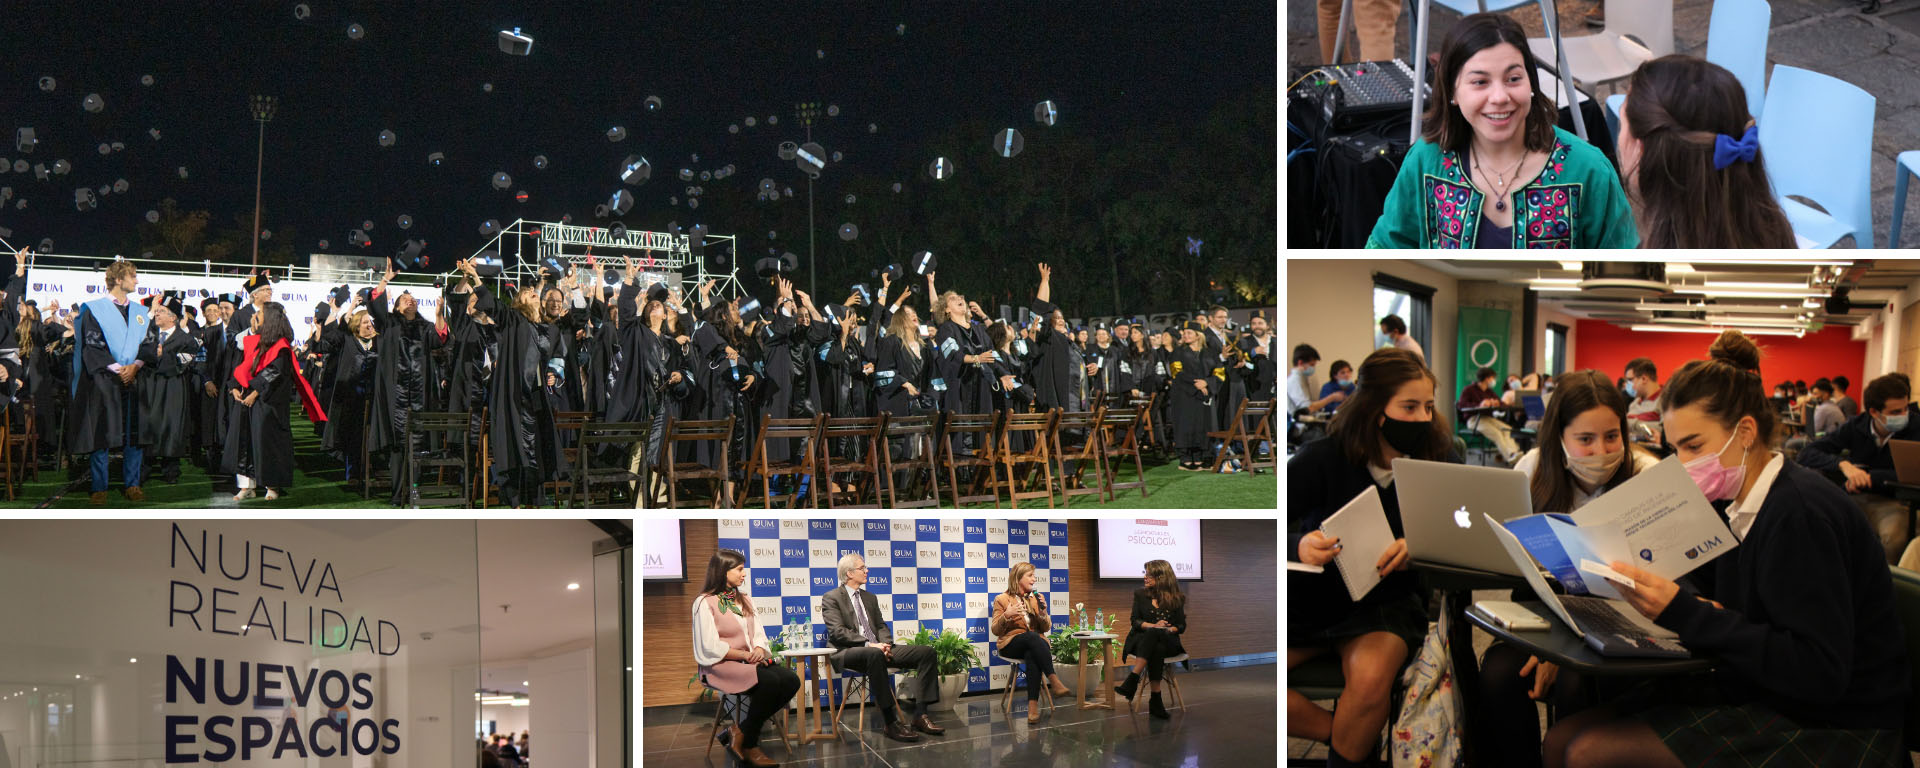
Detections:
[1367, 13, 1638, 249]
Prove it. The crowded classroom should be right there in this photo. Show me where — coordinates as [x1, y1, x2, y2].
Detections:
[1286, 257, 1920, 767]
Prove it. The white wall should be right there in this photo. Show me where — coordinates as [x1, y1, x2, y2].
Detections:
[1285, 258, 1462, 409]
[529, 648, 594, 768]
[481, 704, 529, 740]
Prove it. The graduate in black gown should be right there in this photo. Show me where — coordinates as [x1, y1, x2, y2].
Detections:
[455, 258, 570, 507]
[1086, 323, 1125, 403]
[136, 293, 202, 484]
[67, 261, 157, 505]
[224, 302, 306, 500]
[634, 281, 696, 493]
[31, 304, 73, 461]
[754, 273, 808, 464]
[925, 271, 995, 455]
[691, 286, 761, 476]
[314, 299, 381, 483]
[440, 276, 500, 464]
[1024, 263, 1074, 413]
[198, 293, 241, 476]
[366, 260, 448, 505]
[1170, 320, 1222, 470]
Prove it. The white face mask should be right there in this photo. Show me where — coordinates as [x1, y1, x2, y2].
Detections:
[1563, 441, 1626, 488]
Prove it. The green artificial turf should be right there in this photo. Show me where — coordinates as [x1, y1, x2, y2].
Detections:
[5, 416, 1276, 510]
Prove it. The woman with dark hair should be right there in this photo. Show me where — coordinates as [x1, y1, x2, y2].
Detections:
[1616, 55, 1796, 249]
[317, 302, 379, 484]
[367, 260, 448, 505]
[1542, 331, 1907, 768]
[224, 302, 300, 500]
[1288, 347, 1454, 768]
[1115, 559, 1188, 719]
[691, 549, 800, 768]
[1171, 320, 1223, 470]
[692, 287, 761, 477]
[456, 259, 569, 508]
[1368, 12, 1637, 248]
[1474, 369, 1656, 767]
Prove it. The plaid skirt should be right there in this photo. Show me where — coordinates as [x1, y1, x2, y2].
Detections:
[1620, 680, 1904, 768]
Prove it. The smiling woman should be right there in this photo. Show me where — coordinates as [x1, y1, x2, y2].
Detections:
[1365, 13, 1638, 250]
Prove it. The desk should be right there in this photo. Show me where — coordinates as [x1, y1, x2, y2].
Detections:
[1464, 601, 1713, 676]
[1883, 481, 1920, 544]
[1069, 631, 1119, 710]
[779, 648, 839, 744]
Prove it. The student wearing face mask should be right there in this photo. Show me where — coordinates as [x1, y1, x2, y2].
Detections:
[1288, 348, 1457, 768]
[1460, 366, 1522, 465]
[1289, 344, 1346, 415]
[1317, 359, 1355, 414]
[1541, 330, 1907, 768]
[1622, 358, 1662, 445]
[1473, 370, 1659, 768]
[1794, 373, 1920, 564]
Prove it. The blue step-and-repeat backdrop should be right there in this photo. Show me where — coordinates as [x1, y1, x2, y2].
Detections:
[718, 518, 1078, 696]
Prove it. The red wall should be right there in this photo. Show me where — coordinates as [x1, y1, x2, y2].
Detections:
[1573, 319, 1867, 393]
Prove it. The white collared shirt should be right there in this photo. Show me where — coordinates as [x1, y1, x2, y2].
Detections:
[1724, 451, 1785, 542]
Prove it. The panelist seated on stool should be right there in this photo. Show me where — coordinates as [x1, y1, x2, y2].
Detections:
[691, 549, 801, 768]
[1115, 559, 1188, 719]
[821, 553, 946, 743]
[990, 561, 1074, 722]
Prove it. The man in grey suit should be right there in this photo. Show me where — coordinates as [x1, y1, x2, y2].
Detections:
[822, 553, 946, 742]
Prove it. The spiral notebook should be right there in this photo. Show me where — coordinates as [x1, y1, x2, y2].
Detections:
[1322, 484, 1397, 601]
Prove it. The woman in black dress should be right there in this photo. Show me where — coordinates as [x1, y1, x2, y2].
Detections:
[316, 305, 380, 483]
[1115, 558, 1188, 719]
[1170, 321, 1221, 470]
[225, 302, 296, 500]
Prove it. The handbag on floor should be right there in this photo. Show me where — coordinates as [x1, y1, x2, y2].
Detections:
[1390, 613, 1463, 768]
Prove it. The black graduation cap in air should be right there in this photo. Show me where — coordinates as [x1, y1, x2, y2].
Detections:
[646, 282, 670, 304]
[393, 239, 426, 271]
[313, 302, 331, 324]
[910, 250, 937, 276]
[331, 284, 352, 306]
[850, 283, 872, 306]
[754, 256, 781, 279]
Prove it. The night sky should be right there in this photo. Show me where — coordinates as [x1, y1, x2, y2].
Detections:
[0, 1, 1274, 277]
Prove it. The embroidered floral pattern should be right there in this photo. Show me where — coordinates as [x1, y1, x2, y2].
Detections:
[1419, 136, 1586, 248]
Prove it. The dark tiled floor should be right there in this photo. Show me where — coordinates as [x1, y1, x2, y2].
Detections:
[645, 664, 1276, 768]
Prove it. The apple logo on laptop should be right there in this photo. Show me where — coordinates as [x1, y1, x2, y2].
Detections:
[1453, 506, 1472, 529]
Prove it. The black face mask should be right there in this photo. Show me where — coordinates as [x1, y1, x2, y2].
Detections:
[1379, 412, 1431, 456]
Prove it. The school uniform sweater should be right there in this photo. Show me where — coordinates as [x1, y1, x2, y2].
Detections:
[1288, 436, 1456, 625]
[1795, 411, 1920, 492]
[1655, 460, 1907, 730]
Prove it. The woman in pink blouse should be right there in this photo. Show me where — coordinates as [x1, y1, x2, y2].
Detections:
[692, 549, 800, 768]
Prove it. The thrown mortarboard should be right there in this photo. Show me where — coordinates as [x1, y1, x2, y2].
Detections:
[646, 282, 670, 304]
[873, 263, 904, 282]
[498, 27, 533, 55]
[838, 223, 859, 241]
[330, 284, 352, 306]
[393, 238, 426, 271]
[540, 256, 568, 281]
[754, 256, 781, 280]
[473, 250, 504, 277]
[851, 283, 872, 306]
[993, 128, 1024, 158]
[737, 297, 763, 324]
[313, 302, 331, 324]
[608, 189, 634, 216]
[910, 250, 937, 276]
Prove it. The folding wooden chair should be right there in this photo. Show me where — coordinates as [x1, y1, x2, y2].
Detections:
[816, 416, 885, 509]
[1209, 399, 1276, 474]
[573, 422, 650, 509]
[1050, 408, 1108, 506]
[736, 413, 822, 509]
[541, 410, 592, 501]
[472, 407, 500, 508]
[939, 410, 1002, 508]
[1, 402, 35, 500]
[880, 414, 941, 509]
[655, 416, 735, 508]
[403, 411, 473, 508]
[1099, 405, 1150, 501]
[994, 409, 1059, 509]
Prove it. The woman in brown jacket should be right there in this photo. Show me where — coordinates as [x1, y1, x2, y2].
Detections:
[991, 561, 1073, 722]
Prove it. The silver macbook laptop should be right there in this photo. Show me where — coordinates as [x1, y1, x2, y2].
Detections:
[1391, 458, 1534, 577]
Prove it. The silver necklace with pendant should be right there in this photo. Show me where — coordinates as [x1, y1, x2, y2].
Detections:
[1473, 149, 1528, 213]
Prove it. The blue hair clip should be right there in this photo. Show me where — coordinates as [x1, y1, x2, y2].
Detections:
[1712, 125, 1759, 170]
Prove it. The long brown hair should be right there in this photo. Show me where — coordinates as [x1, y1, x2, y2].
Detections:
[1622, 56, 1795, 248]
[698, 549, 747, 597]
[1144, 559, 1184, 612]
[1423, 13, 1556, 154]
[888, 305, 922, 357]
[1528, 369, 1647, 512]
[1658, 330, 1776, 447]
[1328, 348, 1452, 468]
[16, 304, 38, 364]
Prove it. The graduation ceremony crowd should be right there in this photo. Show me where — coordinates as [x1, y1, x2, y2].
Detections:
[0, 250, 1277, 507]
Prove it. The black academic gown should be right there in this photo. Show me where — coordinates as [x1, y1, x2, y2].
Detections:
[137, 326, 201, 458]
[1027, 300, 1073, 412]
[315, 325, 379, 463]
[933, 318, 994, 421]
[65, 303, 157, 454]
[222, 342, 295, 488]
[479, 287, 570, 504]
[29, 321, 67, 448]
[1087, 342, 1124, 402]
[873, 334, 930, 418]
[366, 292, 445, 459]
[692, 318, 761, 472]
[757, 308, 805, 461]
[197, 320, 236, 457]
[1171, 345, 1220, 451]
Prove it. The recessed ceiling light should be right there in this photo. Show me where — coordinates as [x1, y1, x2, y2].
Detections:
[1559, 261, 1582, 271]
[523, 681, 529, 686]
[129, 658, 137, 664]
[567, 583, 580, 590]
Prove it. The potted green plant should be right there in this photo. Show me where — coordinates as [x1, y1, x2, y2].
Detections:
[899, 628, 981, 712]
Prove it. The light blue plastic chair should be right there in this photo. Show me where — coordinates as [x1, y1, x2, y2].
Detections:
[1604, 0, 1771, 146]
[1759, 65, 1876, 248]
[1893, 151, 1920, 249]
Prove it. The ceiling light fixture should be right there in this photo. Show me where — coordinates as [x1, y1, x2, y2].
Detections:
[1671, 288, 1826, 299]
[1629, 324, 1804, 337]
[567, 583, 580, 590]
[1559, 261, 1582, 271]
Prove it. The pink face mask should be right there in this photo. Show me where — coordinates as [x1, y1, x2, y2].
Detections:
[1683, 430, 1747, 501]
